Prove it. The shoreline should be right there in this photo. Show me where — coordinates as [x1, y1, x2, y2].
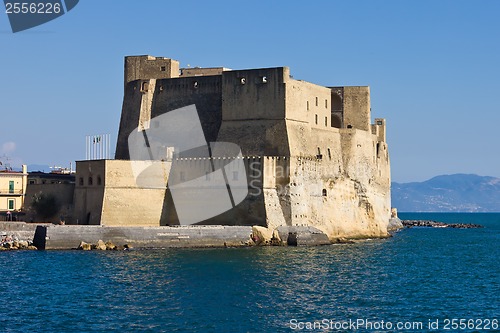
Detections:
[0, 219, 485, 251]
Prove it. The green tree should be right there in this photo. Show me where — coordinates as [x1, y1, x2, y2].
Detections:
[31, 192, 60, 219]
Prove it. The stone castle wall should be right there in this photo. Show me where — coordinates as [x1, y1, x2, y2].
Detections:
[76, 55, 391, 241]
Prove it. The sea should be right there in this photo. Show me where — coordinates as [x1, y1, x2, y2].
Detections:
[0, 213, 498, 333]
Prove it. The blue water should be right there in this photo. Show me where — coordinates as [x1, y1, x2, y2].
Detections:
[0, 213, 498, 332]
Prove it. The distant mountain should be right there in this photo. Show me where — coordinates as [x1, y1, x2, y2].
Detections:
[392, 174, 500, 212]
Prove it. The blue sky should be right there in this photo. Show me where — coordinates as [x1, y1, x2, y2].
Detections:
[1, 0, 499, 182]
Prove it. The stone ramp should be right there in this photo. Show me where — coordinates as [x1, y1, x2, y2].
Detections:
[33, 225, 253, 250]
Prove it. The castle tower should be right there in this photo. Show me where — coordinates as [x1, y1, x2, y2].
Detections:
[124, 55, 180, 87]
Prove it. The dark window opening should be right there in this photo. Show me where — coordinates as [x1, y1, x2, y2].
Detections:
[316, 147, 322, 160]
[88, 177, 93, 186]
[160, 66, 166, 71]
[322, 189, 327, 197]
[97, 176, 102, 186]
[307, 101, 309, 111]
[141, 81, 149, 92]
[327, 148, 331, 160]
[79, 177, 83, 186]
[315, 114, 318, 124]
[315, 97, 318, 106]
[347, 124, 353, 129]
[325, 116, 328, 126]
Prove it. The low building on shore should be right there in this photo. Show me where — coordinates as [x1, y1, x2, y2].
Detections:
[0, 165, 27, 221]
[24, 170, 75, 224]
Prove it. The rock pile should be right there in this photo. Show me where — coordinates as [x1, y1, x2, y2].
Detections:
[250, 225, 331, 246]
[402, 220, 483, 229]
[77, 240, 133, 251]
[1, 235, 37, 251]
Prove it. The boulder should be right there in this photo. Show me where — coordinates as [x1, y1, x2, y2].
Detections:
[27, 245, 38, 250]
[18, 241, 29, 249]
[251, 226, 274, 245]
[335, 237, 355, 244]
[387, 217, 404, 232]
[271, 229, 284, 246]
[123, 244, 133, 250]
[105, 241, 117, 251]
[94, 240, 107, 251]
[78, 241, 92, 251]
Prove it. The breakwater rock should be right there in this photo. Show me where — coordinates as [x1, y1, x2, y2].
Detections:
[387, 217, 404, 232]
[77, 240, 133, 251]
[1, 235, 38, 251]
[402, 220, 483, 229]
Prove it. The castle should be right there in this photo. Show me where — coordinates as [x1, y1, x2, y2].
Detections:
[74, 55, 391, 241]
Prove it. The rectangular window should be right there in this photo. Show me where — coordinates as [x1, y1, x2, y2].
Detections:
[307, 101, 309, 111]
[325, 99, 328, 108]
[325, 117, 328, 126]
[315, 114, 318, 124]
[9, 181, 14, 194]
[315, 97, 318, 106]
[8, 199, 14, 210]
[160, 66, 166, 71]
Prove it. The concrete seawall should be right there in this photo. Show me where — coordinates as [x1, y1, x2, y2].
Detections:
[33, 225, 254, 250]
[2, 222, 337, 250]
[0, 222, 50, 242]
